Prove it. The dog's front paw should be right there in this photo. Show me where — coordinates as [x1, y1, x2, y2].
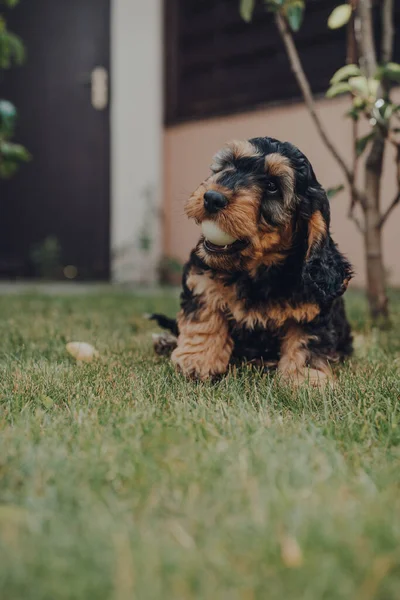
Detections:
[278, 366, 333, 389]
[171, 347, 228, 381]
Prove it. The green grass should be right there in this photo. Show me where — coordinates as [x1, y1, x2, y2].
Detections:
[1, 289, 400, 600]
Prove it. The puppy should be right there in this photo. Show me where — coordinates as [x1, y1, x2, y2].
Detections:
[151, 137, 353, 385]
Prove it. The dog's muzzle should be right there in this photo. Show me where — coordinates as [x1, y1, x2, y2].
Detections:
[203, 190, 228, 214]
[201, 220, 248, 255]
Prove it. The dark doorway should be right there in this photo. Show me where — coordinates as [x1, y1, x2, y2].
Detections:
[0, 0, 110, 280]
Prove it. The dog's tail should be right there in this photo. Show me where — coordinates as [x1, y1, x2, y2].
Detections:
[146, 313, 179, 336]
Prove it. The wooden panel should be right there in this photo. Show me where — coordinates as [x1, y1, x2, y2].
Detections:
[0, 0, 110, 280]
[165, 0, 400, 125]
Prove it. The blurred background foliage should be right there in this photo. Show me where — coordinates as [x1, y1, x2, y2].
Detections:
[0, 0, 30, 178]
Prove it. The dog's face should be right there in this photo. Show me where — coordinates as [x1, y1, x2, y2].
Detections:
[185, 137, 329, 274]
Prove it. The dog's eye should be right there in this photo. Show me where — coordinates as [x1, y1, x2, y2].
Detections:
[266, 180, 278, 194]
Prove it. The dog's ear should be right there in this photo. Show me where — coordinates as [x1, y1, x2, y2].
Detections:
[301, 182, 353, 305]
[306, 207, 328, 260]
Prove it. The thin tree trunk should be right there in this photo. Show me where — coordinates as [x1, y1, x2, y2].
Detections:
[364, 136, 388, 319]
[357, 0, 389, 321]
[273, 1, 394, 322]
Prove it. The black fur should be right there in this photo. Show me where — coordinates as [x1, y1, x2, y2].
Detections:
[157, 252, 353, 368]
[153, 137, 353, 371]
[148, 313, 179, 337]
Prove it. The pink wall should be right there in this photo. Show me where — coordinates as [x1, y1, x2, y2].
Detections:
[164, 95, 400, 286]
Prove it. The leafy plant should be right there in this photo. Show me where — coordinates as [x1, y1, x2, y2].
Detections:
[0, 14, 25, 68]
[239, 0, 400, 322]
[0, 99, 30, 177]
[240, 0, 306, 29]
[0, 0, 30, 178]
[326, 184, 345, 200]
[30, 236, 62, 279]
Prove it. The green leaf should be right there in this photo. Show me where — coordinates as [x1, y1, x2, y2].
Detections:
[0, 29, 26, 68]
[330, 64, 361, 85]
[0, 159, 18, 178]
[328, 4, 352, 29]
[326, 184, 345, 200]
[371, 100, 394, 125]
[326, 82, 351, 98]
[264, 0, 284, 6]
[356, 132, 374, 157]
[348, 76, 369, 98]
[286, 2, 304, 32]
[240, 0, 255, 22]
[346, 107, 360, 121]
[0, 140, 31, 162]
[263, 0, 282, 13]
[367, 78, 379, 100]
[353, 96, 366, 109]
[0, 0, 20, 7]
[383, 103, 394, 120]
[0, 99, 17, 136]
[374, 66, 385, 81]
[380, 62, 400, 83]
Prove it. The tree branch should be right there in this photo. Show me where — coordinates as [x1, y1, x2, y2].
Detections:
[347, 9, 359, 188]
[348, 119, 364, 232]
[346, 7, 363, 229]
[377, 0, 399, 229]
[381, 0, 394, 64]
[357, 0, 377, 77]
[348, 207, 365, 233]
[379, 143, 400, 227]
[274, 12, 365, 209]
[379, 192, 400, 226]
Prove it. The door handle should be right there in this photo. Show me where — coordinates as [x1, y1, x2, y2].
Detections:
[91, 66, 108, 110]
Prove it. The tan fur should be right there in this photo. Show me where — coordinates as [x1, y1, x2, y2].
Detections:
[307, 210, 327, 259]
[175, 270, 326, 382]
[211, 140, 261, 173]
[186, 269, 320, 330]
[278, 326, 310, 375]
[229, 140, 261, 160]
[187, 178, 293, 274]
[243, 222, 293, 276]
[174, 144, 341, 384]
[186, 182, 260, 241]
[278, 325, 332, 387]
[265, 154, 296, 208]
[171, 307, 233, 381]
[185, 149, 299, 275]
[342, 277, 351, 291]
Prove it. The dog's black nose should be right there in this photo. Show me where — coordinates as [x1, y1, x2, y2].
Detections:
[204, 190, 228, 213]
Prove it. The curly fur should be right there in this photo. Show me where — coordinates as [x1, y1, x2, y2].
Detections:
[151, 137, 353, 385]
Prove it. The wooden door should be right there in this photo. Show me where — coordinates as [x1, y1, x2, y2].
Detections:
[0, 0, 110, 280]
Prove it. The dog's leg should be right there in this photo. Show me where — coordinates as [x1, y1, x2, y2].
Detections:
[172, 309, 233, 381]
[152, 332, 178, 357]
[278, 324, 332, 387]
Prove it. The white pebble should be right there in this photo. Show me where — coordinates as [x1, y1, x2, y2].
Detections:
[66, 342, 99, 363]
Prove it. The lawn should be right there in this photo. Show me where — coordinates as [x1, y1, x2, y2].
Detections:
[0, 289, 400, 600]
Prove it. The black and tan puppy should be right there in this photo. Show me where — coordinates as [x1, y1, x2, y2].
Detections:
[151, 137, 353, 385]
